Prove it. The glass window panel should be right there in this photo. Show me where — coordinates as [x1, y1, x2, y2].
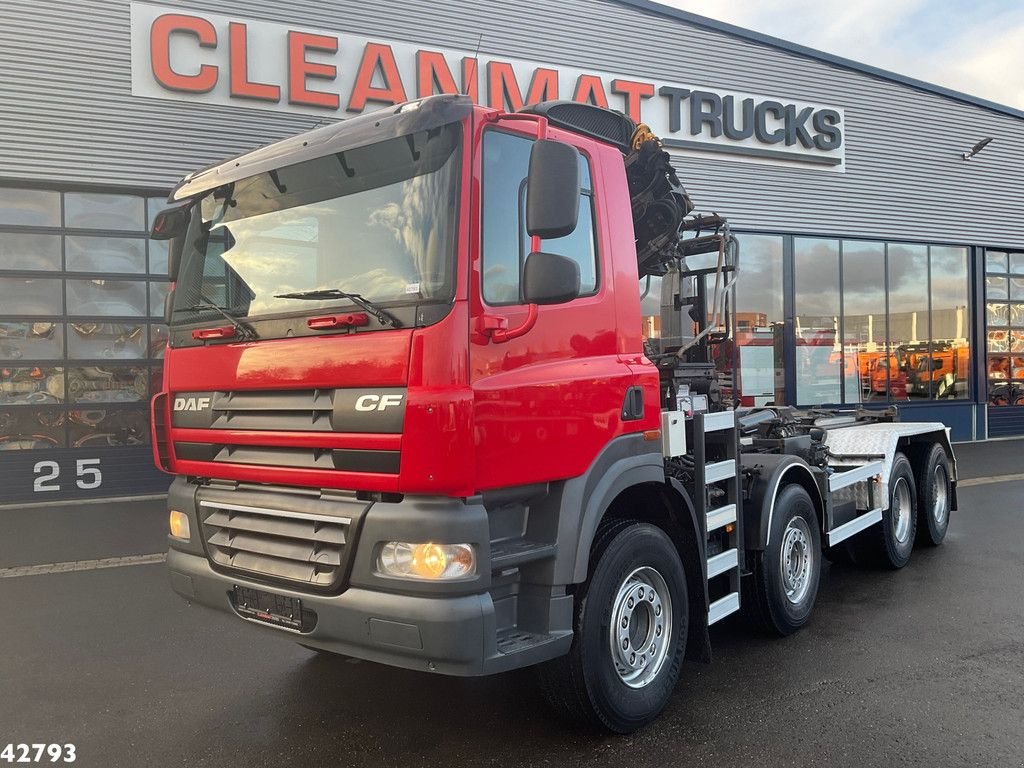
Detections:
[1011, 253, 1024, 275]
[0, 232, 61, 271]
[734, 234, 785, 406]
[0, 366, 64, 405]
[0, 322, 63, 361]
[0, 188, 61, 227]
[66, 279, 147, 316]
[66, 236, 145, 273]
[147, 196, 173, 230]
[929, 245, 970, 399]
[986, 276, 1009, 300]
[150, 363, 163, 397]
[64, 193, 145, 231]
[842, 240, 885, 403]
[69, 409, 149, 448]
[794, 237, 841, 404]
[149, 240, 169, 275]
[0, 277, 62, 315]
[150, 324, 168, 359]
[985, 251, 1008, 274]
[149, 281, 170, 317]
[67, 365, 148, 403]
[1010, 278, 1024, 301]
[987, 302, 1009, 327]
[68, 322, 147, 359]
[988, 380, 1021, 406]
[1012, 304, 1024, 326]
[988, 329, 1009, 354]
[887, 243, 929, 400]
[1012, 330, 1024, 353]
[0, 407, 66, 450]
[988, 356, 1009, 379]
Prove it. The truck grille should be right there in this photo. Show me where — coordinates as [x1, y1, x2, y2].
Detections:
[199, 500, 353, 589]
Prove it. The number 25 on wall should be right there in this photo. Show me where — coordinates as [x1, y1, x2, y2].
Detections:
[32, 459, 103, 493]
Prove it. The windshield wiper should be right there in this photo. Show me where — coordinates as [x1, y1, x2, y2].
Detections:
[174, 302, 258, 340]
[273, 289, 402, 328]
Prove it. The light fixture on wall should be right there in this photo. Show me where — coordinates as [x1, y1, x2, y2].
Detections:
[962, 137, 994, 160]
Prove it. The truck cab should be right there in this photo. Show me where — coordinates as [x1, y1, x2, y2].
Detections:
[154, 94, 957, 733]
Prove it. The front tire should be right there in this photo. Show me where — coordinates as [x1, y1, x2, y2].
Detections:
[537, 520, 688, 733]
[916, 443, 952, 546]
[746, 484, 821, 636]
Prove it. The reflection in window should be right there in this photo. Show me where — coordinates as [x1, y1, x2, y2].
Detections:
[986, 250, 1024, 406]
[733, 234, 784, 406]
[795, 238, 841, 405]
[64, 193, 145, 231]
[887, 244, 929, 400]
[66, 279, 148, 317]
[0, 323, 63, 361]
[0, 233, 61, 271]
[67, 323, 146, 359]
[0, 366, 64, 404]
[149, 281, 170, 318]
[66, 366, 148, 403]
[150, 325, 168, 359]
[0, 188, 61, 227]
[843, 241, 885, 403]
[0, 277, 62, 315]
[0, 407, 66, 450]
[929, 246, 970, 399]
[69, 409, 148, 448]
[149, 240, 169, 275]
[66, 236, 146, 273]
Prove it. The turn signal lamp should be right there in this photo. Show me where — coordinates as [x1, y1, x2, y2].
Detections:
[169, 510, 191, 540]
[376, 542, 476, 581]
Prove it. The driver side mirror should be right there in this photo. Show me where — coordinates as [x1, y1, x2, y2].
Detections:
[525, 140, 580, 239]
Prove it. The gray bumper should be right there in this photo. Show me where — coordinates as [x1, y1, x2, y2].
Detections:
[165, 478, 570, 676]
[167, 547, 502, 676]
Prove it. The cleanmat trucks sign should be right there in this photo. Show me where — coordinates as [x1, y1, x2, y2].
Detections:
[129, 2, 845, 170]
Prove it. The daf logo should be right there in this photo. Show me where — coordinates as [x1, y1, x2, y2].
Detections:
[354, 394, 404, 412]
[174, 396, 212, 412]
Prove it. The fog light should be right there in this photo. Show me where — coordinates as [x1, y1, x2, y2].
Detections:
[169, 510, 191, 540]
[376, 542, 476, 580]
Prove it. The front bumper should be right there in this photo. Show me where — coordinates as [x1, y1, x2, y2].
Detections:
[165, 478, 570, 676]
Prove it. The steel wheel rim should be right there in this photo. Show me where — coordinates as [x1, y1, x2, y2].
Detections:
[892, 477, 913, 543]
[609, 566, 672, 689]
[780, 516, 813, 605]
[932, 464, 949, 527]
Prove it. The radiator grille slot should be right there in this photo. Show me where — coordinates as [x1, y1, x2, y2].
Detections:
[200, 502, 352, 589]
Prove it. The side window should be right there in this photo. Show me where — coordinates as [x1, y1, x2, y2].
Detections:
[482, 130, 598, 305]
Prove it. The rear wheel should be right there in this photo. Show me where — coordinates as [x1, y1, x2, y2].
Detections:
[746, 484, 821, 636]
[537, 520, 688, 733]
[916, 443, 952, 546]
[852, 452, 917, 568]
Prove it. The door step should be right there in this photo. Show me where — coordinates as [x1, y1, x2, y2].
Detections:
[708, 592, 740, 625]
[489, 540, 557, 571]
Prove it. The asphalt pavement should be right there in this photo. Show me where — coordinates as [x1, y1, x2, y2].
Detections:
[1, 441, 1022, 767]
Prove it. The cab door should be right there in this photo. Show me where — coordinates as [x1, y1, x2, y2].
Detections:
[469, 119, 641, 491]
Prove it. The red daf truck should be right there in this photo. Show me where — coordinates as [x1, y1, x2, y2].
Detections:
[152, 94, 957, 733]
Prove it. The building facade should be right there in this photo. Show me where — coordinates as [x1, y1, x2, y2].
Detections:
[1, 0, 1022, 503]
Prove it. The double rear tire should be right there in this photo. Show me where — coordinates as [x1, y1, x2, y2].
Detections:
[537, 520, 689, 734]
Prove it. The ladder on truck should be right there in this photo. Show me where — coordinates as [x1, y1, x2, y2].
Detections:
[692, 411, 743, 625]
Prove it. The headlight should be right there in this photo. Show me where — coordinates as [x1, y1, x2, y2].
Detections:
[169, 510, 191, 540]
[376, 542, 476, 580]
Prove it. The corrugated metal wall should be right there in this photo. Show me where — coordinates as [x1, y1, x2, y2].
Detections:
[1, 0, 1022, 248]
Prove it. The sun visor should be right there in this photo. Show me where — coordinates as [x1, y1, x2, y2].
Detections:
[169, 93, 473, 203]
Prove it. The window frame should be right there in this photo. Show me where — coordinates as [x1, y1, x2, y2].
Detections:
[480, 126, 600, 308]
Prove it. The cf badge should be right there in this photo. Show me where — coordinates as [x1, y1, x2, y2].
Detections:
[354, 394, 404, 411]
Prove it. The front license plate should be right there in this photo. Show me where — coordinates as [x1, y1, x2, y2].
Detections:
[233, 585, 303, 631]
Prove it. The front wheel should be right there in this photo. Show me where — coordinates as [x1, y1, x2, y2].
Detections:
[537, 520, 689, 733]
[746, 484, 821, 636]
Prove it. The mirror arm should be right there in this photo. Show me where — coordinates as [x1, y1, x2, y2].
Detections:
[487, 304, 539, 344]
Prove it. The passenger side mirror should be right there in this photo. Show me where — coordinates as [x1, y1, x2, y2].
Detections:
[525, 140, 580, 239]
[151, 205, 191, 281]
[523, 251, 581, 305]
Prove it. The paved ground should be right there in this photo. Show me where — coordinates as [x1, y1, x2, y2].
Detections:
[1, 442, 1022, 767]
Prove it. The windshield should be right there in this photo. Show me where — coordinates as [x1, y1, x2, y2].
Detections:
[171, 121, 462, 326]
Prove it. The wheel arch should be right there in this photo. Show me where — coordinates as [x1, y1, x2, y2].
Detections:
[740, 454, 826, 551]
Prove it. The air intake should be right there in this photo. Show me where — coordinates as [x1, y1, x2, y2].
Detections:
[519, 101, 636, 153]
